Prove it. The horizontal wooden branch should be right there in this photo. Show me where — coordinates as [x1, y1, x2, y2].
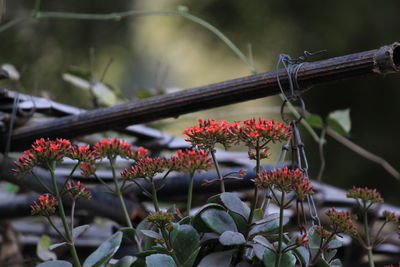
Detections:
[1, 43, 400, 151]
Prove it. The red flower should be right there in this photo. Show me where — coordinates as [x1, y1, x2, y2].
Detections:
[169, 149, 213, 174]
[182, 119, 238, 150]
[80, 162, 96, 177]
[236, 118, 291, 148]
[94, 138, 148, 160]
[31, 194, 58, 216]
[65, 181, 92, 200]
[69, 145, 98, 163]
[325, 208, 358, 236]
[121, 157, 168, 181]
[346, 186, 383, 204]
[14, 138, 72, 174]
[296, 232, 310, 246]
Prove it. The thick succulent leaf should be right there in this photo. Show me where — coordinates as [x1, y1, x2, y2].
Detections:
[114, 256, 136, 267]
[219, 231, 246, 246]
[314, 258, 330, 267]
[263, 249, 296, 267]
[83, 231, 122, 267]
[327, 240, 342, 249]
[170, 224, 200, 266]
[250, 215, 289, 236]
[235, 261, 252, 267]
[325, 249, 337, 263]
[141, 230, 162, 239]
[145, 254, 177, 267]
[329, 259, 343, 267]
[293, 246, 310, 266]
[193, 203, 225, 232]
[253, 235, 274, 250]
[200, 209, 237, 234]
[48, 242, 68, 251]
[36, 260, 72, 267]
[197, 249, 236, 267]
[120, 227, 136, 241]
[181, 247, 201, 267]
[220, 193, 250, 219]
[72, 224, 90, 241]
[37, 235, 57, 261]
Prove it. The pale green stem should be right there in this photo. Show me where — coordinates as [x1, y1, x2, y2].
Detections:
[48, 162, 81, 267]
[109, 156, 134, 229]
[150, 180, 160, 212]
[186, 171, 195, 216]
[275, 191, 286, 267]
[364, 211, 375, 267]
[210, 149, 225, 193]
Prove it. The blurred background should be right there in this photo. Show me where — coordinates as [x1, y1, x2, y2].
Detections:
[1, 0, 400, 204]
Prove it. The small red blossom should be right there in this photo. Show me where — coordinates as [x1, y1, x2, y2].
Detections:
[69, 145, 98, 163]
[169, 149, 213, 174]
[346, 186, 383, 204]
[65, 181, 92, 200]
[325, 208, 358, 236]
[383, 210, 398, 223]
[236, 118, 291, 148]
[314, 226, 336, 240]
[31, 194, 58, 216]
[254, 167, 313, 200]
[94, 138, 148, 160]
[182, 119, 238, 150]
[121, 157, 167, 181]
[80, 162, 96, 177]
[248, 148, 270, 160]
[296, 232, 310, 246]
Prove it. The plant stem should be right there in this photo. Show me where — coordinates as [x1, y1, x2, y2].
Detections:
[210, 149, 225, 193]
[109, 156, 134, 229]
[186, 172, 195, 216]
[46, 216, 68, 241]
[275, 191, 286, 267]
[71, 199, 76, 231]
[363, 211, 375, 267]
[48, 162, 81, 267]
[150, 181, 160, 212]
[247, 146, 261, 228]
[160, 228, 181, 267]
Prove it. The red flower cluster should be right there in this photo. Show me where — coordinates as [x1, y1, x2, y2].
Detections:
[346, 186, 384, 204]
[121, 157, 167, 181]
[170, 149, 213, 174]
[237, 118, 291, 148]
[254, 167, 314, 200]
[325, 208, 358, 236]
[80, 162, 96, 177]
[383, 210, 398, 223]
[182, 119, 238, 150]
[31, 194, 58, 216]
[69, 145, 97, 163]
[94, 138, 148, 160]
[14, 138, 72, 175]
[65, 181, 92, 200]
[314, 226, 336, 240]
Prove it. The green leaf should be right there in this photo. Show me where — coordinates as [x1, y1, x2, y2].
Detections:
[36, 260, 72, 267]
[120, 227, 136, 241]
[114, 256, 136, 267]
[293, 246, 310, 266]
[83, 231, 123, 267]
[325, 249, 337, 263]
[197, 249, 236, 267]
[145, 254, 177, 267]
[253, 235, 274, 251]
[192, 204, 226, 232]
[220, 193, 250, 220]
[314, 258, 330, 267]
[327, 239, 342, 249]
[250, 214, 289, 236]
[48, 242, 68, 251]
[72, 224, 90, 241]
[329, 258, 343, 267]
[262, 249, 296, 267]
[327, 109, 351, 136]
[305, 114, 324, 129]
[170, 225, 200, 266]
[37, 235, 57, 261]
[141, 230, 162, 239]
[229, 211, 247, 234]
[219, 231, 246, 246]
[200, 209, 237, 234]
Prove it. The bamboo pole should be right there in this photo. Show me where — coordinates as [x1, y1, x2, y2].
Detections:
[1, 43, 399, 151]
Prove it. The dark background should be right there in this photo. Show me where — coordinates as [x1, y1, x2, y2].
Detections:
[1, 1, 400, 203]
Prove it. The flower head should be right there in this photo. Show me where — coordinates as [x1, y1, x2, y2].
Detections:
[254, 167, 314, 200]
[383, 210, 398, 223]
[94, 138, 148, 160]
[314, 226, 336, 240]
[121, 157, 167, 181]
[296, 232, 310, 246]
[31, 194, 58, 216]
[80, 162, 96, 177]
[13, 138, 72, 174]
[182, 119, 238, 150]
[65, 181, 92, 200]
[169, 149, 213, 174]
[236, 118, 291, 148]
[148, 211, 174, 228]
[346, 186, 384, 205]
[68, 145, 97, 163]
[326, 208, 358, 236]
